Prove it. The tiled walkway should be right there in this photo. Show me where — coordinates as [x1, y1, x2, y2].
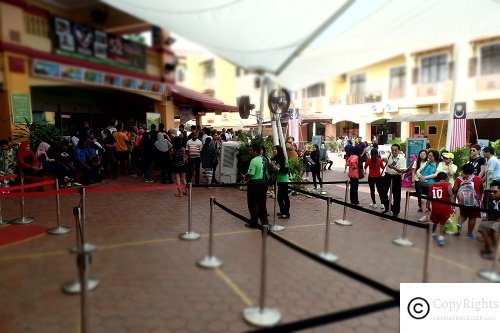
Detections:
[0, 156, 493, 332]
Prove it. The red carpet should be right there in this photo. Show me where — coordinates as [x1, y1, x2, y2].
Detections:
[0, 224, 48, 247]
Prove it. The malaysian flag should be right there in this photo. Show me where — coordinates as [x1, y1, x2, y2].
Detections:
[450, 102, 467, 151]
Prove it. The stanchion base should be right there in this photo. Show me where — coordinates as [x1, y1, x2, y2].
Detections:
[62, 277, 100, 294]
[320, 190, 328, 195]
[197, 255, 223, 269]
[70, 243, 97, 254]
[12, 216, 34, 224]
[335, 219, 353, 226]
[243, 306, 281, 327]
[269, 224, 285, 232]
[393, 238, 414, 247]
[478, 270, 500, 282]
[319, 251, 339, 262]
[0, 217, 15, 225]
[47, 226, 72, 235]
[178, 231, 201, 241]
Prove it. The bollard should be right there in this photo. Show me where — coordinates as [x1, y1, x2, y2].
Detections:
[422, 222, 433, 283]
[62, 205, 99, 295]
[388, 177, 393, 214]
[319, 196, 339, 262]
[197, 197, 223, 268]
[243, 224, 281, 327]
[393, 191, 414, 246]
[335, 181, 353, 226]
[47, 178, 71, 235]
[478, 231, 500, 282]
[269, 182, 284, 232]
[12, 176, 34, 224]
[0, 189, 12, 225]
[179, 183, 201, 240]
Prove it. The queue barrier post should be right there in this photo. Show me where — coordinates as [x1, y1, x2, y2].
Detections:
[422, 222, 433, 283]
[335, 181, 353, 226]
[47, 178, 71, 235]
[70, 187, 96, 253]
[243, 224, 281, 327]
[12, 176, 34, 224]
[62, 202, 99, 295]
[179, 183, 201, 241]
[478, 230, 500, 282]
[393, 191, 414, 247]
[319, 196, 339, 262]
[269, 182, 284, 232]
[197, 196, 223, 269]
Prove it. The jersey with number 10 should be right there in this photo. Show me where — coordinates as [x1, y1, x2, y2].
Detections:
[429, 181, 452, 214]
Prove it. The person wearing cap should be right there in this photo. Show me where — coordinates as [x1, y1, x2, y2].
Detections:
[437, 152, 458, 186]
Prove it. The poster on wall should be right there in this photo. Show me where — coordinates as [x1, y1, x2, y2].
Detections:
[146, 113, 161, 131]
[11, 92, 32, 124]
[84, 70, 104, 84]
[32, 60, 60, 78]
[60, 64, 83, 81]
[406, 138, 427, 167]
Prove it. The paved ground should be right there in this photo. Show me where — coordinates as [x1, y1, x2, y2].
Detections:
[0, 155, 494, 333]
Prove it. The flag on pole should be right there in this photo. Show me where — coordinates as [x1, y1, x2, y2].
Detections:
[450, 102, 467, 151]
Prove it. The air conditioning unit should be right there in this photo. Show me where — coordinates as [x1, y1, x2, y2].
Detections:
[220, 141, 242, 183]
[371, 104, 382, 113]
[385, 104, 398, 113]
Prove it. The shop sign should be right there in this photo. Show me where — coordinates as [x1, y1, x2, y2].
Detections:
[52, 16, 146, 72]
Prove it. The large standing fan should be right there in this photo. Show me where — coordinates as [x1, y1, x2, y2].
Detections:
[238, 95, 255, 119]
[267, 89, 290, 115]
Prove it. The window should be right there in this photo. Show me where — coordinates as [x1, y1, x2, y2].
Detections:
[480, 44, 500, 75]
[350, 74, 366, 95]
[389, 66, 406, 90]
[303, 82, 325, 98]
[420, 54, 447, 83]
[203, 61, 215, 79]
[428, 125, 438, 135]
[176, 67, 185, 83]
[414, 126, 421, 135]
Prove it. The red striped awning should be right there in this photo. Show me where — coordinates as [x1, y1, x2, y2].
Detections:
[166, 83, 238, 112]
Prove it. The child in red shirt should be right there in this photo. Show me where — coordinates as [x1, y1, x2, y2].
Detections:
[426, 172, 454, 246]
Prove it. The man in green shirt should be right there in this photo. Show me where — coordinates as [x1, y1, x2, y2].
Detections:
[244, 144, 268, 228]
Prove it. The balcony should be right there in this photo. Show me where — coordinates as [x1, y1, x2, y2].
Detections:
[414, 82, 451, 105]
[474, 74, 500, 101]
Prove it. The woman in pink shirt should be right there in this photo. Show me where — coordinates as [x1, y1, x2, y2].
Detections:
[364, 148, 385, 209]
[347, 147, 362, 205]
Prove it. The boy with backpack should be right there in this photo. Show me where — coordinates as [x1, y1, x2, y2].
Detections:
[426, 172, 454, 246]
[453, 163, 483, 238]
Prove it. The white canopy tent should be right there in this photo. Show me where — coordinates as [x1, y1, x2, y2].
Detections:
[102, 0, 500, 90]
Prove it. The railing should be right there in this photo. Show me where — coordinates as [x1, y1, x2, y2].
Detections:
[346, 91, 381, 105]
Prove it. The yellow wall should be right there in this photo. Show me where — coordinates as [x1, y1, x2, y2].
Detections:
[214, 57, 236, 105]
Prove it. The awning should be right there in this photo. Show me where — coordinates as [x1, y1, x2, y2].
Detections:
[166, 83, 238, 112]
[468, 110, 500, 119]
[388, 113, 449, 122]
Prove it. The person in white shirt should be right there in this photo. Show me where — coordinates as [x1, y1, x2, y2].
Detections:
[186, 131, 203, 185]
[379, 144, 407, 217]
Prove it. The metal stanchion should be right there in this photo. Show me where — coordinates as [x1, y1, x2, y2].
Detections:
[269, 183, 284, 232]
[0, 189, 13, 225]
[12, 176, 34, 224]
[393, 191, 414, 246]
[319, 196, 339, 262]
[422, 222, 433, 283]
[47, 179, 71, 235]
[197, 196, 223, 268]
[320, 167, 327, 195]
[179, 183, 201, 240]
[335, 181, 353, 226]
[243, 224, 281, 327]
[478, 231, 500, 282]
[70, 188, 96, 253]
[62, 204, 99, 295]
[388, 177, 393, 214]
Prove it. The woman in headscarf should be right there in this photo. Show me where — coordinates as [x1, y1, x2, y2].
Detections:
[36, 142, 56, 174]
[310, 144, 323, 190]
[17, 141, 44, 182]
